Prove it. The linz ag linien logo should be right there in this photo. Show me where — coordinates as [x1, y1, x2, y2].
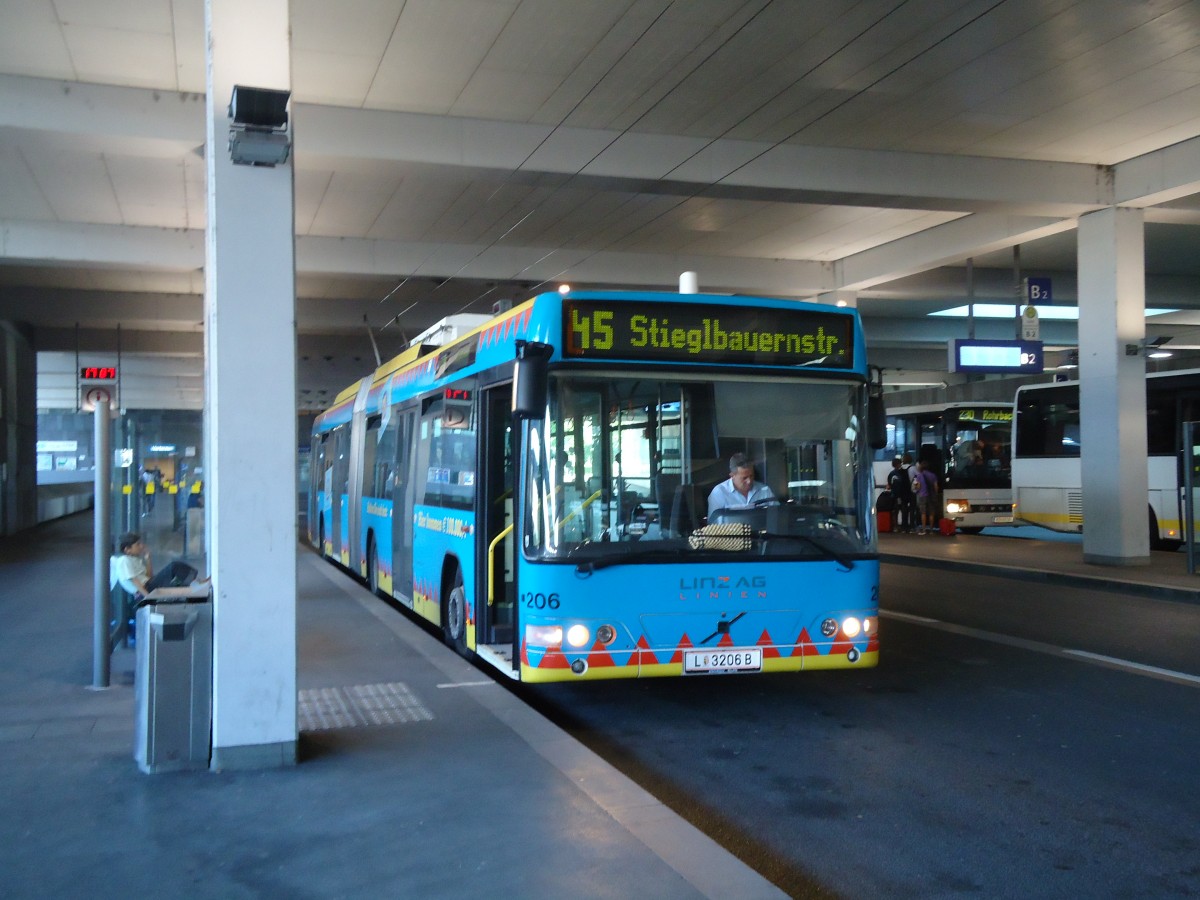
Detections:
[679, 575, 767, 601]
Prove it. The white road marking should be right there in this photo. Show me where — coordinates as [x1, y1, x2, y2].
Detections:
[881, 609, 1200, 688]
[436, 680, 496, 689]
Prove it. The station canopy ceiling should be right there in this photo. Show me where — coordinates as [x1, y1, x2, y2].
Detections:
[4, 0, 1200, 404]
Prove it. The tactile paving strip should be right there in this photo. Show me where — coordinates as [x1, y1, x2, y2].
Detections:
[297, 682, 433, 732]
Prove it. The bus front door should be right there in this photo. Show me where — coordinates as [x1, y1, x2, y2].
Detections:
[480, 385, 516, 653]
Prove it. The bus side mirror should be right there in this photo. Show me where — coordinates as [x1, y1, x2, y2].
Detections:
[512, 341, 553, 420]
[868, 393, 888, 450]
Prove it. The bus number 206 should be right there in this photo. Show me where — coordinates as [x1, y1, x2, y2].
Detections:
[522, 592, 561, 610]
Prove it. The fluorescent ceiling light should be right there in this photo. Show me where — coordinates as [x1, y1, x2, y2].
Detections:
[929, 304, 1178, 320]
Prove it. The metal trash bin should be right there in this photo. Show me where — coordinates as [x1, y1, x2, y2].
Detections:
[134, 585, 212, 774]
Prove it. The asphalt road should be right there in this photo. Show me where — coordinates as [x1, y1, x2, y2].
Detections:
[514, 562, 1200, 899]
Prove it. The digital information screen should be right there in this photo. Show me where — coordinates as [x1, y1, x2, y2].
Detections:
[949, 339, 1043, 374]
[956, 407, 1013, 423]
[563, 300, 854, 368]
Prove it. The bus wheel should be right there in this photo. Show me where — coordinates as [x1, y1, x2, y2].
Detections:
[366, 535, 379, 596]
[444, 568, 470, 658]
[1149, 508, 1182, 552]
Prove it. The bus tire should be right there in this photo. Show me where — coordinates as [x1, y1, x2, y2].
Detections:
[366, 534, 379, 596]
[443, 566, 470, 658]
[1149, 507, 1181, 552]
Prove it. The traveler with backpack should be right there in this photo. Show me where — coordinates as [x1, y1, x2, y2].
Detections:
[911, 458, 940, 534]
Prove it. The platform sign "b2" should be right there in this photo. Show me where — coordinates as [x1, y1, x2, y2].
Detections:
[1024, 276, 1052, 305]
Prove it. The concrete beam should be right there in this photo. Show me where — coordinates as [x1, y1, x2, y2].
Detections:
[836, 214, 1079, 292]
[297, 103, 1114, 214]
[33, 327, 203, 354]
[1116, 134, 1200, 208]
[7, 74, 1184, 216]
[0, 220, 832, 295]
[0, 74, 204, 154]
[297, 233, 832, 295]
[0, 220, 204, 269]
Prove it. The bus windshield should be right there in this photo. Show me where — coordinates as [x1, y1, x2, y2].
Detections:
[524, 373, 872, 562]
[945, 407, 1014, 489]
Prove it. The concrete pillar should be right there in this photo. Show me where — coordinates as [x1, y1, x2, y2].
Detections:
[205, 0, 297, 768]
[1077, 207, 1149, 566]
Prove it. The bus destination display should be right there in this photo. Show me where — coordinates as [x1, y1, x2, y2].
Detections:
[563, 300, 854, 368]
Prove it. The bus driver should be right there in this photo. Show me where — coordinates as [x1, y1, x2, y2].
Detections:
[707, 452, 775, 518]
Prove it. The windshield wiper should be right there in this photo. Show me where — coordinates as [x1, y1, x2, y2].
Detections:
[572, 546, 688, 574]
[755, 532, 856, 571]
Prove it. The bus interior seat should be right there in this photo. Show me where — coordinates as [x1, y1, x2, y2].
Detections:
[618, 490, 643, 530]
[668, 482, 704, 537]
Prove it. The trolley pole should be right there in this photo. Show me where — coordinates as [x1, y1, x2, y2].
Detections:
[92, 402, 113, 689]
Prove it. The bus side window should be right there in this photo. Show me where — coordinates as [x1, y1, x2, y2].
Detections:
[363, 416, 380, 498]
[375, 411, 399, 497]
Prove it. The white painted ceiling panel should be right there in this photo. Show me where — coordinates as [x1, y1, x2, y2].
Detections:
[24, 149, 120, 223]
[453, 69, 558, 122]
[0, 140, 54, 219]
[370, 176, 480, 242]
[309, 169, 404, 237]
[62, 26, 178, 89]
[168, 0, 206, 92]
[106, 155, 189, 228]
[367, 0, 519, 113]
[478, 0, 627, 82]
[292, 51, 380, 108]
[53, 0, 175, 33]
[294, 168, 333, 235]
[291, 0, 402, 57]
[528, 0, 695, 127]
[0, 1, 75, 79]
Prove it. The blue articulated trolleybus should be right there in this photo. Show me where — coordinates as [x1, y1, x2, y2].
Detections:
[309, 290, 886, 682]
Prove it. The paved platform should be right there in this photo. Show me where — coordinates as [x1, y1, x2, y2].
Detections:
[0, 513, 784, 900]
[4, 514, 1195, 899]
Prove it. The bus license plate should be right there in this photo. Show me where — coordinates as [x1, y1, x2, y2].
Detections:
[683, 648, 762, 675]
[993, 515, 1014, 524]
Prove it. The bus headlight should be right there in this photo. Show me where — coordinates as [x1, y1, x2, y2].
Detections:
[566, 624, 591, 648]
[945, 499, 969, 515]
[820, 618, 838, 637]
[596, 624, 616, 645]
[842, 617, 862, 638]
[525, 624, 562, 647]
